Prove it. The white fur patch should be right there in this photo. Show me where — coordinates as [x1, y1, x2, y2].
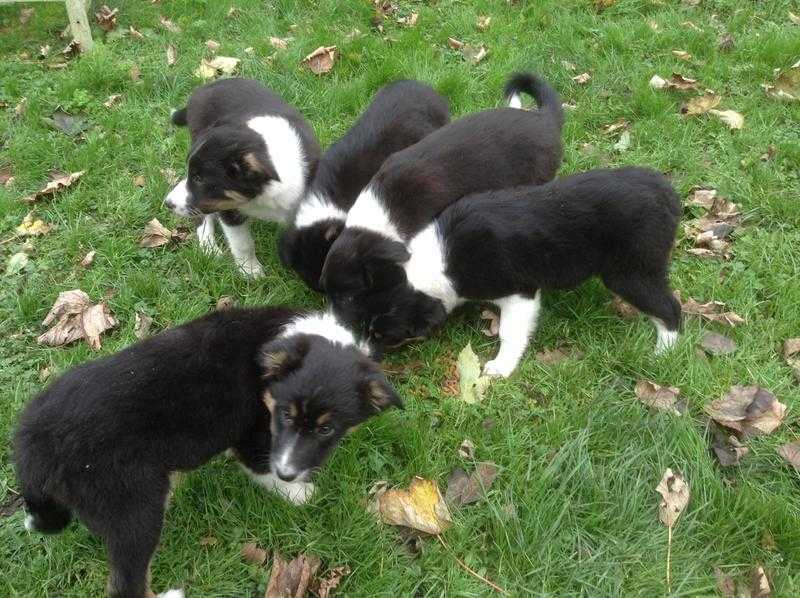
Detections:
[196, 214, 222, 256]
[164, 178, 191, 216]
[24, 514, 34, 531]
[294, 192, 347, 229]
[405, 223, 462, 312]
[508, 93, 523, 109]
[652, 318, 678, 354]
[345, 185, 402, 242]
[218, 220, 264, 278]
[483, 292, 542, 378]
[241, 468, 315, 505]
[274, 433, 299, 479]
[281, 311, 356, 347]
[243, 115, 308, 224]
[156, 589, 185, 598]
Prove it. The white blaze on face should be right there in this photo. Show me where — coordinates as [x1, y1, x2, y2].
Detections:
[273, 432, 301, 480]
[165, 178, 191, 216]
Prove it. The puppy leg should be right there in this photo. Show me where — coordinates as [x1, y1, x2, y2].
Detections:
[603, 273, 681, 354]
[218, 212, 264, 278]
[483, 292, 542, 378]
[195, 214, 222, 256]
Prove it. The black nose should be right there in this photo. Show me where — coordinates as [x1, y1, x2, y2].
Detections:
[164, 199, 175, 209]
[276, 470, 296, 482]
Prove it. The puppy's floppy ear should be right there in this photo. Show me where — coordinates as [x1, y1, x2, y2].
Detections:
[260, 335, 310, 381]
[236, 151, 280, 182]
[363, 240, 411, 288]
[360, 370, 403, 413]
[412, 293, 448, 338]
[277, 228, 298, 268]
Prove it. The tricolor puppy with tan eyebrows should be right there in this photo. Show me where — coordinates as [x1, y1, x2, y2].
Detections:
[15, 307, 399, 598]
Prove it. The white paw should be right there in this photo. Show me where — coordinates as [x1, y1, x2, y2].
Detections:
[483, 359, 515, 378]
[655, 330, 678, 355]
[238, 260, 265, 279]
[157, 589, 185, 598]
[23, 514, 35, 531]
[275, 481, 315, 505]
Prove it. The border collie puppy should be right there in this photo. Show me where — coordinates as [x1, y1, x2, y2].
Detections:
[342, 167, 682, 377]
[320, 72, 564, 306]
[15, 308, 400, 598]
[278, 80, 450, 292]
[164, 78, 321, 278]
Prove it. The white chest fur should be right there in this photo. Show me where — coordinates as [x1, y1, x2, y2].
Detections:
[404, 223, 461, 312]
[345, 186, 402, 242]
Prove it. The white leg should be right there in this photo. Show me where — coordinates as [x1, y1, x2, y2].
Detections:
[241, 467, 315, 505]
[483, 292, 542, 378]
[651, 317, 678, 354]
[219, 219, 264, 278]
[156, 590, 185, 598]
[196, 215, 222, 256]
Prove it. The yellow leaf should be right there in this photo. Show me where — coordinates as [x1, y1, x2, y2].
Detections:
[377, 476, 452, 534]
[709, 109, 744, 130]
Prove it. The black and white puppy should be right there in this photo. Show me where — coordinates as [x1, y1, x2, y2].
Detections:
[164, 78, 321, 278]
[343, 167, 682, 377]
[278, 80, 450, 292]
[15, 307, 400, 598]
[320, 72, 564, 305]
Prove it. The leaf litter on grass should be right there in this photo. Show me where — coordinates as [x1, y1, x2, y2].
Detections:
[22, 171, 84, 203]
[704, 386, 786, 437]
[445, 462, 498, 507]
[374, 476, 452, 534]
[38, 289, 117, 350]
[139, 218, 190, 248]
[241, 542, 268, 565]
[655, 468, 690, 591]
[709, 420, 750, 466]
[302, 46, 336, 74]
[634, 380, 685, 415]
[777, 440, 800, 473]
[195, 56, 240, 80]
[783, 338, 800, 381]
[16, 212, 54, 236]
[456, 343, 491, 403]
[265, 553, 321, 598]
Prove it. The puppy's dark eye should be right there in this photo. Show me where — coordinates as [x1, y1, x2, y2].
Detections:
[317, 425, 333, 436]
[191, 173, 202, 184]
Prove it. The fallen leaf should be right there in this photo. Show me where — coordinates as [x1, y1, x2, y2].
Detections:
[613, 130, 631, 151]
[447, 37, 464, 50]
[655, 468, 689, 528]
[265, 553, 321, 598]
[701, 332, 736, 355]
[480, 309, 499, 336]
[94, 5, 118, 32]
[678, 293, 745, 327]
[103, 94, 123, 108]
[42, 111, 90, 136]
[377, 476, 452, 534]
[227, 6, 241, 18]
[302, 46, 336, 75]
[16, 213, 53, 236]
[572, 72, 591, 85]
[715, 568, 736, 598]
[789, 11, 800, 25]
[682, 93, 721, 116]
[140, 218, 172, 248]
[457, 342, 491, 403]
[764, 66, 800, 102]
[593, 0, 616, 11]
[199, 536, 218, 546]
[783, 338, 800, 380]
[445, 462, 498, 507]
[39, 44, 50, 59]
[134, 312, 153, 339]
[709, 109, 744, 130]
[38, 289, 117, 350]
[14, 97, 27, 117]
[635, 380, 684, 415]
[687, 188, 717, 209]
[159, 15, 181, 33]
[460, 44, 488, 65]
[241, 542, 268, 565]
[315, 565, 350, 598]
[710, 421, 749, 466]
[195, 56, 240, 80]
[21, 171, 84, 203]
[612, 295, 639, 320]
[161, 168, 179, 185]
[704, 386, 786, 437]
[216, 296, 236, 310]
[62, 39, 81, 58]
[535, 346, 583, 365]
[458, 438, 475, 459]
[476, 15, 491, 30]
[205, 39, 221, 52]
[269, 36, 288, 50]
[649, 72, 698, 91]
[79, 250, 96, 267]
[601, 118, 628, 135]
[0, 166, 12, 186]
[130, 64, 141, 82]
[166, 44, 177, 66]
[672, 49, 692, 61]
[133, 175, 146, 187]
[751, 566, 771, 598]
[397, 13, 418, 27]
[5, 252, 29, 276]
[344, 28, 362, 41]
[129, 26, 144, 39]
[777, 440, 800, 473]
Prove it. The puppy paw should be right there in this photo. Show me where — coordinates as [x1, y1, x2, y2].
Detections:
[482, 359, 515, 378]
[156, 589, 185, 598]
[238, 260, 265, 279]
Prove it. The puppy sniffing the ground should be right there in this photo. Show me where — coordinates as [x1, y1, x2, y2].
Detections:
[278, 80, 450, 291]
[344, 167, 682, 376]
[164, 78, 321, 278]
[15, 308, 400, 598]
[321, 72, 564, 312]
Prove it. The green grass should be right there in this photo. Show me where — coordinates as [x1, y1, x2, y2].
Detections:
[1, 0, 800, 595]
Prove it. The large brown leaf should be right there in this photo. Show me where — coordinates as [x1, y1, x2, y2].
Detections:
[445, 462, 498, 507]
[38, 289, 118, 350]
[302, 46, 336, 75]
[655, 468, 689, 528]
[635, 380, 684, 415]
[704, 386, 786, 437]
[22, 171, 84, 203]
[265, 553, 321, 598]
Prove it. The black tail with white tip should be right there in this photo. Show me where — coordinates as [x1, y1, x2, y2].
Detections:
[504, 72, 564, 128]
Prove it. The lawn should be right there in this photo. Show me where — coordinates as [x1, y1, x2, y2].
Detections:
[1, 0, 799, 595]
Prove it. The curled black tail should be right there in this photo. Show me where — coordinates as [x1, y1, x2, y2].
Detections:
[504, 72, 564, 128]
[171, 107, 188, 126]
[22, 491, 72, 534]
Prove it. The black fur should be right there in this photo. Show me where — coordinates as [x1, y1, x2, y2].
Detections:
[346, 167, 682, 356]
[279, 80, 450, 292]
[15, 307, 399, 598]
[321, 72, 564, 302]
[168, 78, 320, 216]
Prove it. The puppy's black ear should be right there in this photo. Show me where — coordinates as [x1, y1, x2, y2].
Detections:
[235, 152, 280, 182]
[363, 241, 411, 288]
[277, 229, 297, 268]
[412, 293, 448, 338]
[260, 336, 310, 381]
[360, 371, 403, 413]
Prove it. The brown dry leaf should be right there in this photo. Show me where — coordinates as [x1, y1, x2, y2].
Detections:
[682, 93, 721, 116]
[129, 64, 141, 82]
[572, 72, 591, 85]
[458, 438, 475, 459]
[397, 13, 418, 27]
[103, 94, 123, 108]
[535, 346, 583, 366]
[195, 56, 240, 80]
[783, 338, 800, 380]
[655, 468, 689, 528]
[777, 440, 800, 473]
[240, 542, 268, 565]
[62, 39, 81, 58]
[22, 171, 84, 203]
[269, 37, 288, 50]
[445, 462, 498, 507]
[205, 39, 221, 52]
[710, 421, 750, 466]
[751, 566, 772, 598]
[129, 26, 144, 39]
[377, 476, 452, 534]
[715, 568, 736, 598]
[480, 309, 499, 336]
[79, 250, 96, 268]
[315, 566, 350, 598]
[0, 166, 14, 187]
[476, 15, 491, 30]
[134, 312, 153, 340]
[302, 46, 336, 75]
[709, 109, 744, 130]
[704, 386, 786, 437]
[14, 97, 27, 118]
[38, 289, 117, 350]
[216, 296, 236, 310]
[94, 5, 118, 32]
[649, 72, 699, 91]
[635, 380, 684, 415]
[672, 49, 692, 61]
[687, 188, 718, 209]
[611, 295, 639, 320]
[718, 32, 734, 51]
[166, 44, 178, 66]
[159, 15, 181, 34]
[133, 175, 146, 187]
[461, 44, 488, 65]
[601, 118, 629, 135]
[447, 37, 464, 50]
[678, 293, 745, 327]
[19, 7, 34, 25]
[701, 331, 736, 355]
[16, 213, 53, 237]
[265, 553, 321, 598]
[227, 6, 241, 18]
[763, 66, 800, 102]
[140, 218, 172, 248]
[593, 0, 616, 11]
[199, 536, 218, 546]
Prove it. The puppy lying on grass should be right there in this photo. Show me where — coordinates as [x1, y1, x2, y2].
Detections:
[340, 167, 682, 377]
[15, 308, 400, 598]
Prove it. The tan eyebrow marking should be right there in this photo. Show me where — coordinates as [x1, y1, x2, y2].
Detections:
[316, 412, 331, 426]
[262, 391, 275, 412]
